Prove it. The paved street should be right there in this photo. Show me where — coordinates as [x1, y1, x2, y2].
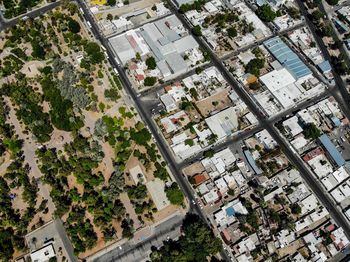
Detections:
[294, 0, 350, 119]
[2, 0, 350, 260]
[89, 213, 184, 262]
[0, 1, 61, 31]
[76, 0, 350, 260]
[75, 0, 227, 259]
[54, 219, 78, 262]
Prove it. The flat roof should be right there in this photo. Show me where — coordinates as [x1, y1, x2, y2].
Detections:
[205, 107, 239, 139]
[317, 60, 332, 73]
[30, 243, 56, 262]
[264, 36, 312, 79]
[244, 150, 263, 175]
[319, 134, 345, 167]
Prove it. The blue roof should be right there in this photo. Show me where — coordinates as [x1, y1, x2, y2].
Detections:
[334, 19, 349, 33]
[226, 207, 235, 217]
[244, 150, 263, 175]
[255, 0, 267, 6]
[317, 60, 332, 73]
[263, 37, 312, 79]
[331, 116, 341, 127]
[319, 134, 345, 167]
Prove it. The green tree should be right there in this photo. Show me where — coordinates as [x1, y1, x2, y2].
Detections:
[31, 41, 45, 59]
[192, 25, 202, 36]
[107, 0, 116, 6]
[150, 214, 222, 261]
[326, 0, 339, 5]
[302, 123, 321, 140]
[256, 4, 277, 22]
[184, 139, 194, 146]
[166, 183, 184, 205]
[135, 52, 141, 60]
[290, 203, 302, 214]
[144, 76, 157, 86]
[227, 27, 237, 38]
[153, 162, 168, 181]
[146, 56, 157, 70]
[84, 42, 104, 64]
[203, 149, 215, 158]
[0, 228, 15, 261]
[130, 127, 151, 146]
[107, 13, 113, 21]
[68, 18, 81, 33]
[245, 58, 265, 76]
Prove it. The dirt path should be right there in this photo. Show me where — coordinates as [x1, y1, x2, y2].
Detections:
[4, 97, 56, 216]
[119, 193, 142, 230]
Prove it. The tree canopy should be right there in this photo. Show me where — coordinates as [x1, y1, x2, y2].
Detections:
[150, 214, 223, 261]
[166, 183, 184, 206]
[144, 76, 157, 86]
[256, 4, 277, 22]
[146, 56, 157, 70]
[302, 123, 321, 140]
[68, 18, 81, 33]
[84, 42, 104, 64]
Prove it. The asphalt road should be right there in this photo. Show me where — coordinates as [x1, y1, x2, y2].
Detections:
[74, 0, 217, 256]
[54, 219, 78, 262]
[76, 0, 350, 259]
[0, 1, 61, 31]
[91, 214, 184, 262]
[294, 0, 350, 120]
[167, 0, 350, 242]
[10, 0, 348, 260]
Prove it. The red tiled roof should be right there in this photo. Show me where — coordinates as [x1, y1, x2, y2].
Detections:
[129, 63, 138, 70]
[221, 229, 231, 243]
[303, 147, 325, 162]
[193, 174, 207, 185]
[342, 118, 349, 125]
[326, 224, 336, 232]
[164, 85, 172, 92]
[136, 74, 144, 81]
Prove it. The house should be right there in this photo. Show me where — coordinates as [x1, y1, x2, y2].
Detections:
[160, 94, 177, 112]
[30, 243, 56, 262]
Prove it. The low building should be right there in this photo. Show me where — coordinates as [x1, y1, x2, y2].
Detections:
[264, 36, 312, 80]
[244, 150, 263, 175]
[30, 243, 56, 262]
[255, 129, 277, 150]
[319, 134, 346, 167]
[317, 60, 332, 75]
[203, 189, 220, 204]
[205, 107, 239, 140]
[283, 116, 303, 137]
[160, 93, 177, 112]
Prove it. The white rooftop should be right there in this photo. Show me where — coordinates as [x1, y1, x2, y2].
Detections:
[300, 194, 318, 215]
[283, 116, 303, 137]
[205, 107, 239, 139]
[30, 243, 56, 262]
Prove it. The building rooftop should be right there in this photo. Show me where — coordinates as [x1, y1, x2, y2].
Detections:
[283, 116, 303, 137]
[264, 36, 312, 79]
[30, 243, 56, 262]
[319, 134, 346, 167]
[205, 107, 239, 139]
[317, 60, 332, 73]
[244, 150, 263, 175]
